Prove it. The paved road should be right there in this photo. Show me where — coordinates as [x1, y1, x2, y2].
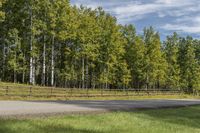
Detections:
[0, 99, 200, 118]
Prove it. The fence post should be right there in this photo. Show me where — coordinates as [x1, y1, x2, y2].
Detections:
[70, 88, 73, 97]
[65, 88, 68, 98]
[87, 88, 89, 97]
[146, 90, 150, 96]
[6, 86, 9, 96]
[51, 87, 53, 97]
[126, 89, 129, 96]
[192, 89, 196, 96]
[138, 89, 140, 96]
[29, 87, 32, 96]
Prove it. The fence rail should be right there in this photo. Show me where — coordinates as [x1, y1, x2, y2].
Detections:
[0, 85, 189, 98]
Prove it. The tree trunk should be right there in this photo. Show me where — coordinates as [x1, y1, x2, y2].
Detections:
[82, 57, 85, 89]
[86, 57, 89, 89]
[29, 4, 33, 85]
[32, 58, 35, 85]
[14, 70, 16, 83]
[51, 35, 55, 86]
[146, 71, 149, 90]
[30, 54, 33, 84]
[105, 67, 109, 89]
[42, 35, 46, 86]
[2, 43, 6, 81]
[14, 51, 17, 83]
[22, 69, 25, 83]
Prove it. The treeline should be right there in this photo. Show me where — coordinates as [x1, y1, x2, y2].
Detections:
[0, 0, 200, 92]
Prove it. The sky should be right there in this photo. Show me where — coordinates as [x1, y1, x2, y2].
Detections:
[71, 0, 200, 40]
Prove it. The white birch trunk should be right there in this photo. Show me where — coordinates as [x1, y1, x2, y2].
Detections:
[29, 4, 33, 85]
[86, 57, 88, 89]
[42, 35, 46, 85]
[51, 35, 55, 86]
[82, 57, 85, 89]
[32, 58, 35, 85]
[2, 43, 6, 80]
[14, 51, 17, 83]
[29, 54, 33, 84]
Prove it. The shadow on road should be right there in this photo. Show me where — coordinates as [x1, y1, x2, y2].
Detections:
[30, 99, 200, 111]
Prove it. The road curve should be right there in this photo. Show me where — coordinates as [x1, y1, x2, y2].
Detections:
[0, 99, 200, 118]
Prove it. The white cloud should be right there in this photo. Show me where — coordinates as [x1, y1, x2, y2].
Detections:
[155, 0, 187, 4]
[114, 3, 161, 16]
[73, 1, 99, 10]
[163, 15, 200, 34]
[156, 0, 172, 4]
[176, 16, 200, 24]
[113, 0, 198, 22]
[73, 0, 199, 22]
[162, 24, 200, 33]
[71, 0, 200, 35]
[72, 0, 199, 17]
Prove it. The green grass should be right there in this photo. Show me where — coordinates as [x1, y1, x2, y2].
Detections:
[0, 94, 199, 101]
[0, 106, 200, 133]
[0, 82, 199, 100]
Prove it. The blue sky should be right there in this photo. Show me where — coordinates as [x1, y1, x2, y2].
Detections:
[71, 0, 200, 40]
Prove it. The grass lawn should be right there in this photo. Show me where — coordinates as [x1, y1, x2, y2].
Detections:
[0, 82, 199, 100]
[0, 106, 200, 133]
[0, 94, 199, 101]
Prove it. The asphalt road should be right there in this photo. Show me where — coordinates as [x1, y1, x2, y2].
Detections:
[0, 99, 200, 118]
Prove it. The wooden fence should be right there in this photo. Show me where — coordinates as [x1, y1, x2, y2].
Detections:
[0, 85, 186, 98]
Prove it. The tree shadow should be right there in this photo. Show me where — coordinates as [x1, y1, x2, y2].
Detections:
[0, 119, 104, 133]
[2, 100, 200, 131]
[30, 100, 200, 112]
[0, 106, 200, 132]
[134, 105, 200, 129]
[29, 100, 200, 129]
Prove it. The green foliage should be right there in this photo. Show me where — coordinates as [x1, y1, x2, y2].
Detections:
[0, 0, 5, 21]
[163, 32, 180, 89]
[123, 25, 146, 88]
[178, 37, 200, 91]
[143, 27, 167, 89]
[0, 1, 199, 91]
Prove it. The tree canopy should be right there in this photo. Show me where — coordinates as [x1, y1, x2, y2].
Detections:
[0, 0, 199, 92]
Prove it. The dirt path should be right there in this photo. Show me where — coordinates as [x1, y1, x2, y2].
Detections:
[0, 99, 200, 118]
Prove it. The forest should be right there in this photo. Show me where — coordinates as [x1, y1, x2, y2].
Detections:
[0, 0, 200, 92]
